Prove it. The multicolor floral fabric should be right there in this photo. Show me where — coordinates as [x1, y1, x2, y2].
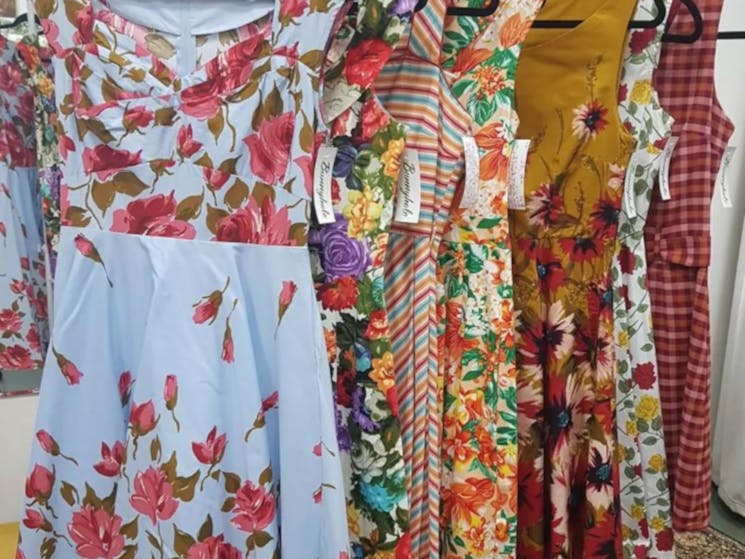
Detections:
[436, 2, 540, 558]
[375, 0, 473, 555]
[18, 1, 350, 558]
[511, 1, 637, 556]
[614, 1, 676, 556]
[0, 31, 48, 374]
[16, 33, 62, 279]
[312, 1, 413, 556]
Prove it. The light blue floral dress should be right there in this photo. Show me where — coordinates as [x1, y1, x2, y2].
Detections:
[17, 1, 350, 558]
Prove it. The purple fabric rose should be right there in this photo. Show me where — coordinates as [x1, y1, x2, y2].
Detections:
[333, 143, 357, 179]
[319, 215, 370, 281]
[391, 0, 416, 15]
[352, 386, 379, 433]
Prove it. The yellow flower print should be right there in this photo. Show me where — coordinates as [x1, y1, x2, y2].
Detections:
[646, 142, 662, 155]
[370, 550, 395, 559]
[630, 80, 653, 105]
[631, 504, 645, 521]
[622, 525, 632, 541]
[39, 74, 55, 99]
[650, 516, 666, 533]
[636, 395, 660, 422]
[618, 330, 629, 349]
[381, 138, 405, 178]
[344, 188, 383, 239]
[616, 444, 627, 463]
[648, 453, 666, 473]
[370, 351, 395, 394]
[347, 502, 360, 536]
[625, 419, 638, 437]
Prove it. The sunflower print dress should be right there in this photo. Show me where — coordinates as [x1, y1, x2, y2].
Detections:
[311, 0, 413, 556]
[435, 2, 541, 558]
[511, 0, 637, 557]
[613, 0, 676, 556]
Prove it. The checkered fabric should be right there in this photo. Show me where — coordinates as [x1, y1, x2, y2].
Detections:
[647, 0, 734, 531]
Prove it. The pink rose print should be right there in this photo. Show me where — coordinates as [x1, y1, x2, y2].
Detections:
[0, 308, 22, 334]
[74, 234, 113, 287]
[344, 38, 394, 90]
[111, 192, 196, 240]
[10, 280, 25, 294]
[221, 299, 238, 364]
[203, 167, 231, 191]
[68, 505, 125, 559]
[118, 371, 133, 407]
[51, 347, 84, 385]
[164, 374, 181, 430]
[0, 63, 22, 94]
[22, 508, 49, 531]
[81, 145, 142, 181]
[215, 197, 295, 245]
[279, 0, 308, 22]
[231, 480, 276, 533]
[177, 125, 203, 159]
[244, 112, 294, 184]
[262, 391, 279, 413]
[180, 80, 222, 120]
[26, 325, 41, 353]
[122, 105, 154, 131]
[35, 429, 78, 465]
[25, 464, 54, 502]
[0, 345, 35, 370]
[192, 427, 228, 465]
[187, 535, 241, 559]
[193, 278, 230, 325]
[275, 280, 298, 335]
[93, 441, 125, 477]
[130, 466, 179, 525]
[129, 400, 158, 436]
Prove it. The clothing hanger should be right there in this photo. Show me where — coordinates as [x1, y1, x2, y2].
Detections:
[662, 0, 703, 43]
[718, 31, 745, 40]
[414, 0, 428, 11]
[447, 0, 500, 17]
[0, 12, 41, 30]
[532, 0, 666, 29]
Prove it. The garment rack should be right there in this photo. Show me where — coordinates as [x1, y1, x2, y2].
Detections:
[532, 0, 666, 29]
[718, 31, 745, 40]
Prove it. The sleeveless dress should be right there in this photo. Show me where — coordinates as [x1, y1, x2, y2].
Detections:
[17, 2, 349, 558]
[0, 31, 48, 376]
[436, 2, 540, 557]
[613, 1, 676, 556]
[375, 1, 473, 556]
[312, 1, 412, 556]
[647, 0, 735, 531]
[511, 1, 636, 556]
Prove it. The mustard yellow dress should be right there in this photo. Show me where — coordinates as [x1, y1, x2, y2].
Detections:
[510, 1, 636, 556]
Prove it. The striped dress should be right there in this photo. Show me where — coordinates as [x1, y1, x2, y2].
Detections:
[375, 1, 473, 556]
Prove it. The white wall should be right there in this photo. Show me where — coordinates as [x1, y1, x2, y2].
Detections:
[711, 0, 745, 436]
[0, 396, 36, 523]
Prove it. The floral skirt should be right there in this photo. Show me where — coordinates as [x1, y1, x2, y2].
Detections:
[17, 228, 349, 559]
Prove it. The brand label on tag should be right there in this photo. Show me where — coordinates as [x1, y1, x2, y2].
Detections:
[508, 140, 531, 210]
[623, 154, 638, 218]
[658, 136, 678, 201]
[719, 146, 737, 209]
[460, 136, 479, 209]
[313, 146, 337, 224]
[394, 149, 422, 224]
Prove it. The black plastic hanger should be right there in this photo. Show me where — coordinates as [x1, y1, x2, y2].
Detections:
[447, 0, 500, 17]
[0, 12, 41, 30]
[662, 0, 703, 43]
[718, 31, 745, 40]
[532, 0, 666, 29]
[414, 0, 428, 11]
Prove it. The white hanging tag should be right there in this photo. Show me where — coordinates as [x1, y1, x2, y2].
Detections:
[460, 135, 479, 209]
[313, 146, 337, 225]
[394, 149, 422, 224]
[718, 146, 737, 209]
[658, 136, 679, 201]
[508, 139, 531, 210]
[623, 153, 638, 219]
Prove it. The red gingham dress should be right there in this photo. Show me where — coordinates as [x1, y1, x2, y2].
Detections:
[647, 0, 734, 531]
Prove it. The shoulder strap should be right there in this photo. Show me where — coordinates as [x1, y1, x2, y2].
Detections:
[407, 0, 449, 63]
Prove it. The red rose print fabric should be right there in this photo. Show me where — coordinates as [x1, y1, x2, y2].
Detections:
[17, 1, 351, 558]
[0, 32, 49, 380]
